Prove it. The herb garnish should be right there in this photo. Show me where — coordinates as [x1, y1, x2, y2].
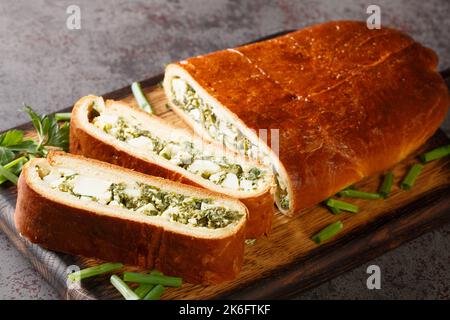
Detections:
[0, 106, 70, 185]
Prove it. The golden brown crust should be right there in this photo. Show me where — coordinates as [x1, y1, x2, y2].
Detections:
[70, 97, 274, 238]
[14, 155, 246, 284]
[166, 20, 450, 213]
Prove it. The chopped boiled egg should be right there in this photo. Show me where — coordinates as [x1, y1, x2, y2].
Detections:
[124, 188, 141, 198]
[128, 136, 154, 150]
[190, 109, 201, 121]
[93, 113, 118, 129]
[188, 160, 221, 175]
[72, 176, 112, 202]
[43, 171, 64, 189]
[209, 171, 225, 184]
[200, 202, 216, 210]
[162, 206, 180, 219]
[170, 150, 193, 165]
[219, 121, 238, 140]
[137, 202, 157, 213]
[221, 173, 239, 189]
[172, 78, 188, 102]
[239, 179, 254, 191]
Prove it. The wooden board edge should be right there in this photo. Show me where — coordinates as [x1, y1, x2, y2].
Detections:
[0, 194, 100, 300]
[0, 203, 69, 299]
[215, 185, 450, 299]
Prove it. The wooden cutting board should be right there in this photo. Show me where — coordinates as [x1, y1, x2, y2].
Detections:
[0, 32, 449, 300]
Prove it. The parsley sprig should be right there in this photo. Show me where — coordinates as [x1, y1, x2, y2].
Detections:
[0, 106, 70, 185]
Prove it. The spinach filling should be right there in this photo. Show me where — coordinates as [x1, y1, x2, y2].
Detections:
[171, 78, 290, 211]
[90, 110, 266, 192]
[37, 166, 243, 229]
[171, 79, 258, 157]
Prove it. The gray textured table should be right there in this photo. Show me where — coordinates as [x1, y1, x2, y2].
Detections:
[0, 0, 449, 300]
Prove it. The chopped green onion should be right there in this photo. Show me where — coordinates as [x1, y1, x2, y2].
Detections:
[110, 275, 139, 300]
[134, 283, 154, 299]
[328, 206, 341, 215]
[4, 156, 27, 168]
[54, 113, 71, 122]
[401, 164, 423, 190]
[420, 144, 450, 163]
[0, 156, 27, 185]
[312, 221, 344, 244]
[123, 272, 182, 288]
[133, 270, 163, 298]
[131, 82, 154, 114]
[323, 200, 341, 214]
[67, 262, 123, 282]
[338, 189, 383, 200]
[325, 198, 359, 213]
[379, 172, 394, 198]
[0, 164, 19, 185]
[143, 284, 165, 300]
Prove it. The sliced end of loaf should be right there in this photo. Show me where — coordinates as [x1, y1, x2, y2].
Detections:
[71, 95, 274, 200]
[24, 152, 248, 239]
[15, 152, 248, 284]
[163, 64, 294, 215]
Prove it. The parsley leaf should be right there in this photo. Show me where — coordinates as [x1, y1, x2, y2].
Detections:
[24, 107, 44, 141]
[0, 147, 15, 166]
[0, 130, 24, 146]
[0, 106, 70, 186]
[7, 140, 39, 153]
[0, 130, 24, 165]
[24, 105, 70, 152]
[46, 121, 70, 151]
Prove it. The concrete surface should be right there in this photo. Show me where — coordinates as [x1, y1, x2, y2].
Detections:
[0, 0, 449, 299]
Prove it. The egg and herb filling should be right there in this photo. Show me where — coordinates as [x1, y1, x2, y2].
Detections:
[170, 78, 290, 211]
[36, 166, 243, 229]
[89, 105, 268, 193]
